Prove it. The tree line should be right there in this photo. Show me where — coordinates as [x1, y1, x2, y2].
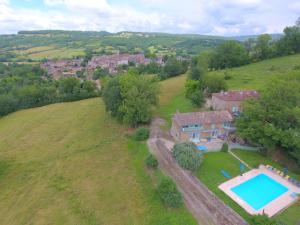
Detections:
[207, 18, 300, 70]
[0, 63, 98, 117]
[237, 72, 300, 166]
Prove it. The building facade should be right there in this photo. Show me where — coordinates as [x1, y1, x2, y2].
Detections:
[212, 90, 259, 115]
[171, 111, 234, 143]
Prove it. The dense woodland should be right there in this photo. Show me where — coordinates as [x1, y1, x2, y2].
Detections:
[0, 63, 98, 116]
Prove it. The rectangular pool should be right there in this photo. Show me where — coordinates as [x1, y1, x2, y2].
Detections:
[231, 173, 288, 210]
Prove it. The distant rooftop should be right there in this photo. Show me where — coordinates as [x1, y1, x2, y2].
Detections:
[213, 90, 259, 101]
[173, 110, 233, 126]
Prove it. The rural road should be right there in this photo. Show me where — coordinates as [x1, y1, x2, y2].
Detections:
[147, 118, 248, 225]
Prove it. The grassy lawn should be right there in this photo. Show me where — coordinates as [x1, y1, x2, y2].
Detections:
[232, 150, 300, 225]
[0, 98, 196, 225]
[156, 74, 198, 127]
[209, 54, 300, 90]
[196, 150, 300, 225]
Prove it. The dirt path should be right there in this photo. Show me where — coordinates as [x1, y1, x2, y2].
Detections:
[147, 118, 248, 225]
[228, 149, 252, 170]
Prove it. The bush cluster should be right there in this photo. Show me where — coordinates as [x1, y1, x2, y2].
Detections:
[157, 177, 182, 208]
[172, 142, 203, 171]
[145, 154, 158, 169]
[133, 128, 150, 141]
[221, 143, 229, 152]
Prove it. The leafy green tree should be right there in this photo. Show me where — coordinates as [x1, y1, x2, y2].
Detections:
[237, 72, 300, 164]
[203, 73, 227, 94]
[157, 177, 182, 208]
[185, 80, 204, 106]
[281, 26, 300, 54]
[161, 56, 188, 78]
[102, 72, 159, 126]
[102, 77, 123, 118]
[58, 77, 81, 100]
[211, 40, 249, 69]
[173, 142, 203, 171]
[93, 67, 110, 80]
[119, 73, 159, 126]
[254, 34, 273, 60]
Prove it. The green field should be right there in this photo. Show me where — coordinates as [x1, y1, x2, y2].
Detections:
[0, 98, 196, 225]
[196, 150, 300, 225]
[210, 54, 300, 90]
[156, 74, 198, 126]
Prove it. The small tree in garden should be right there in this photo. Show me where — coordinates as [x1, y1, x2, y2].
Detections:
[145, 154, 158, 169]
[221, 143, 229, 152]
[157, 177, 182, 208]
[172, 142, 203, 171]
[250, 215, 278, 225]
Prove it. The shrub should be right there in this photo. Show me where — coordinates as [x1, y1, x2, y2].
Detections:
[133, 127, 150, 141]
[172, 142, 203, 171]
[250, 215, 278, 225]
[145, 154, 158, 169]
[221, 143, 229, 152]
[157, 177, 182, 208]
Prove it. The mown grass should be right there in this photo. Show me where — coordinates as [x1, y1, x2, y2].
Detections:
[195, 150, 300, 225]
[0, 98, 196, 225]
[232, 150, 300, 225]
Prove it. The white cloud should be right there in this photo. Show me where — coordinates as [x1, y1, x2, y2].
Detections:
[0, 0, 298, 35]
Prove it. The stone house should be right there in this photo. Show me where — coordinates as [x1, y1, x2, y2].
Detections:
[171, 110, 234, 143]
[212, 90, 259, 115]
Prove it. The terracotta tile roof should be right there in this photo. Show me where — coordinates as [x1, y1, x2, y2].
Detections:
[212, 90, 259, 101]
[173, 110, 233, 126]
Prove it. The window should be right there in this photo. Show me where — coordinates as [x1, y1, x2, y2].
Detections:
[223, 122, 231, 128]
[232, 106, 239, 112]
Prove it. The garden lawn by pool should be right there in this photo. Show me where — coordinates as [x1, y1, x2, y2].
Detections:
[231, 173, 288, 210]
[219, 165, 300, 217]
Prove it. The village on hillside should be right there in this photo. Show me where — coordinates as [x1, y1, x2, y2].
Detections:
[41, 53, 166, 82]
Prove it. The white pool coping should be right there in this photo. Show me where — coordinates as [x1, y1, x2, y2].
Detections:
[219, 165, 300, 217]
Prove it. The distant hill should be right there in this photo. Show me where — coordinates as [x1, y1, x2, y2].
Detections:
[0, 30, 283, 62]
[229, 33, 283, 41]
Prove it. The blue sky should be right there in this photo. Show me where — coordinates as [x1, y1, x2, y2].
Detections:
[0, 0, 299, 35]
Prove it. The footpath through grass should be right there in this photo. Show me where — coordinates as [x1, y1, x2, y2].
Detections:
[196, 150, 300, 225]
[0, 98, 196, 225]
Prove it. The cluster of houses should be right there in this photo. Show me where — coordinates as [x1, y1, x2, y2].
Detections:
[41, 58, 83, 80]
[41, 53, 164, 80]
[171, 90, 259, 148]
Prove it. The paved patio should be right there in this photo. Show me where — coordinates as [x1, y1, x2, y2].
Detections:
[194, 138, 223, 152]
[219, 165, 300, 217]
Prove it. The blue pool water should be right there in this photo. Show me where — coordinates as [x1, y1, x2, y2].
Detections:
[197, 145, 207, 151]
[231, 173, 288, 210]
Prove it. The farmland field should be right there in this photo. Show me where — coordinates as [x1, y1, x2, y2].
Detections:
[0, 98, 196, 225]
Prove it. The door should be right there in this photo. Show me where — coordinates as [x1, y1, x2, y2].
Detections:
[190, 133, 200, 142]
[212, 129, 219, 138]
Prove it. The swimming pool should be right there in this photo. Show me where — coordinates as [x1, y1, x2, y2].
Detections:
[231, 173, 288, 210]
[197, 145, 207, 151]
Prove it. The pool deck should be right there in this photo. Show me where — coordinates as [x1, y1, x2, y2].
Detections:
[219, 165, 300, 217]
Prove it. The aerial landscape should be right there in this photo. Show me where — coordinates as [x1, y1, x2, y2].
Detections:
[0, 1, 300, 225]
